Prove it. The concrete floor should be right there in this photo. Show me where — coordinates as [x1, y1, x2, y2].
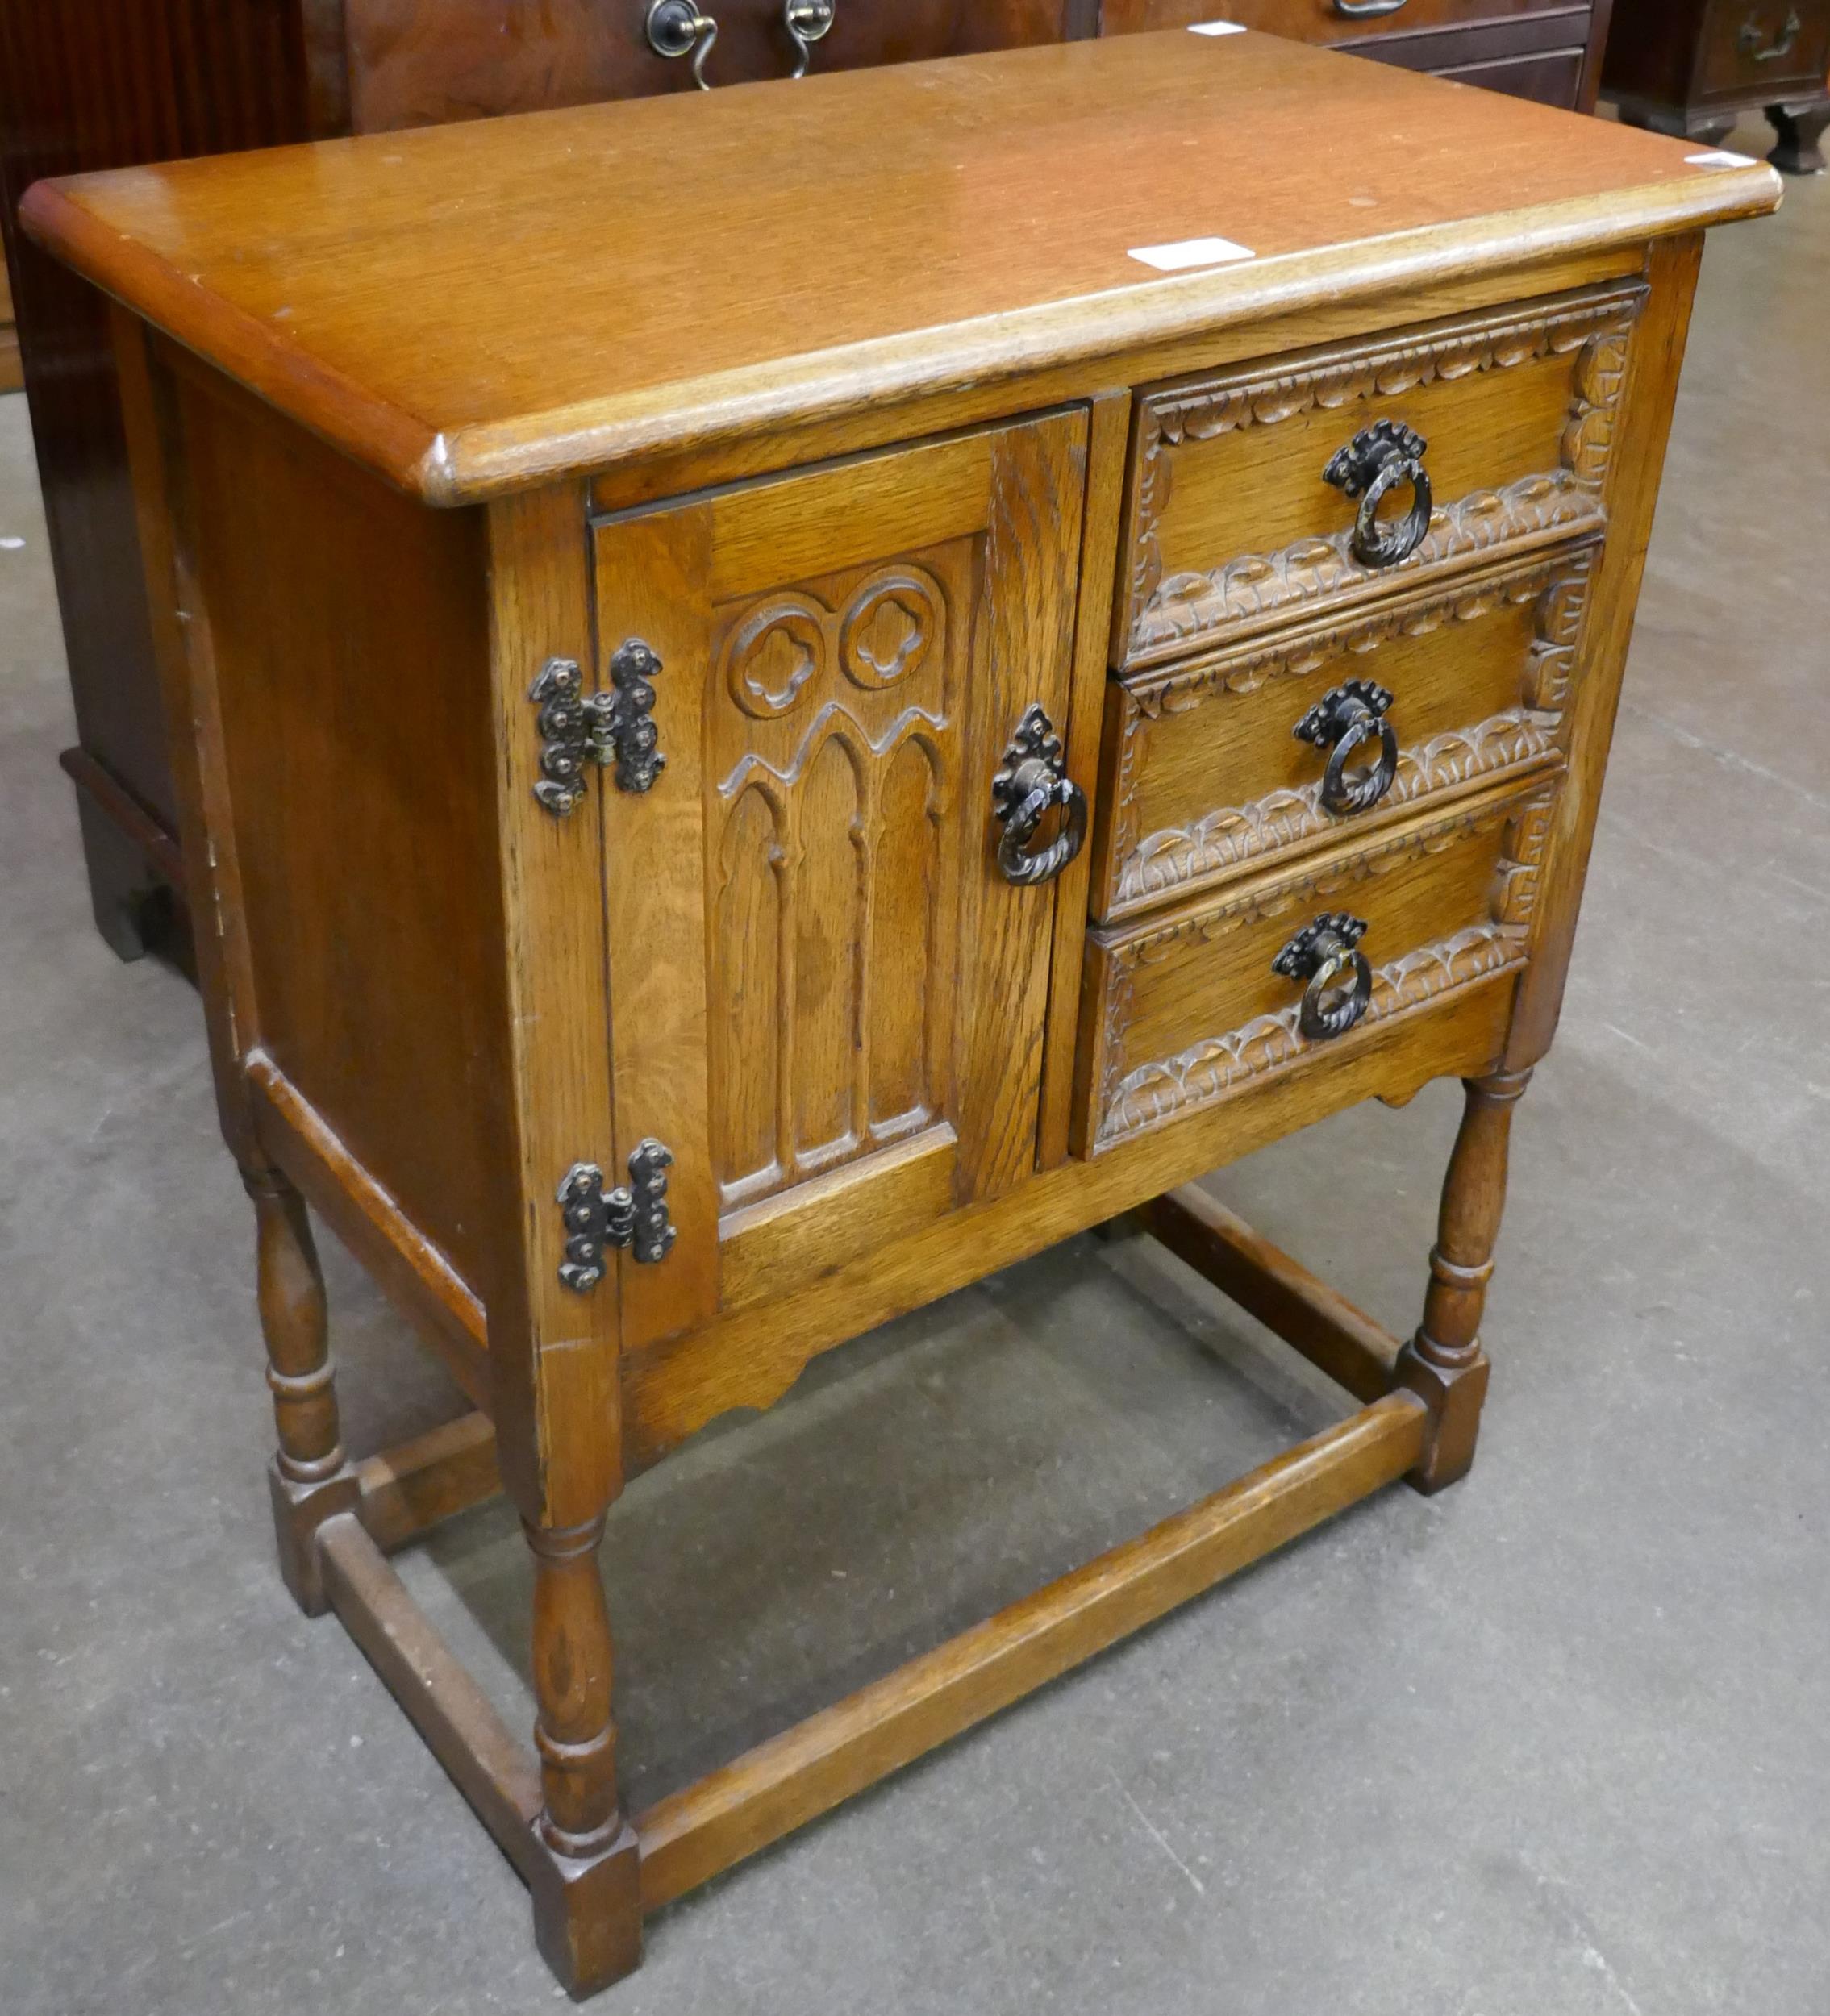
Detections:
[3, 119, 1828, 2016]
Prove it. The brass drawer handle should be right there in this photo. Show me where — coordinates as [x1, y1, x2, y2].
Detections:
[784, 0, 836, 77]
[1332, 0, 1410, 17]
[1324, 419, 1433, 570]
[646, 0, 718, 87]
[1294, 677, 1399, 816]
[993, 704, 1086, 888]
[1273, 913, 1372, 1041]
[1739, 7, 1801, 59]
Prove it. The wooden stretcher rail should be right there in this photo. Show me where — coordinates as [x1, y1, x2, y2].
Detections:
[311, 1201, 1427, 1930]
[632, 1390, 1428, 1910]
[356, 1411, 502, 1553]
[318, 1513, 544, 1881]
[1142, 1185, 1403, 1405]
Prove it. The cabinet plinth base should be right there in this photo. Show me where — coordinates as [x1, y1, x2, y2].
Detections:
[269, 1459, 361, 1616]
[1393, 1342, 1493, 1493]
[529, 1825, 644, 2001]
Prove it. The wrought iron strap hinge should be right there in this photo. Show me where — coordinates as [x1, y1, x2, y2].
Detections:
[529, 639, 665, 816]
[556, 1141, 677, 1291]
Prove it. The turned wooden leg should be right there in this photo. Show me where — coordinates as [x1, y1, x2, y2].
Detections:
[524, 1514, 643, 1997]
[1768, 102, 1830, 175]
[1394, 1068, 1531, 1494]
[245, 1167, 358, 1614]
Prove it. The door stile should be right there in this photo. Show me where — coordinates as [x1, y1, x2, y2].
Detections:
[951, 407, 1090, 1205]
[483, 481, 626, 1526]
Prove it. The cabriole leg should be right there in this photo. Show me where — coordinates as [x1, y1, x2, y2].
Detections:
[245, 1167, 358, 1613]
[524, 1514, 643, 1997]
[1394, 1068, 1532, 1494]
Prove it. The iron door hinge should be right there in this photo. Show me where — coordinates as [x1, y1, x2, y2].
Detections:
[529, 639, 665, 816]
[556, 1141, 677, 1291]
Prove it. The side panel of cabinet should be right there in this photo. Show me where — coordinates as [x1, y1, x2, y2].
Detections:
[593, 413, 1088, 1345]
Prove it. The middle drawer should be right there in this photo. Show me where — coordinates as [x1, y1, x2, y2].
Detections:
[1091, 540, 1595, 923]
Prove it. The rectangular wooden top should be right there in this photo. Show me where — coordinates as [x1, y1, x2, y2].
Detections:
[21, 30, 1778, 505]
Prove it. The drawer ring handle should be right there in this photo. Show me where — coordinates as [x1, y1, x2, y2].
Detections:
[784, 0, 836, 77]
[993, 704, 1086, 888]
[1324, 419, 1433, 570]
[1740, 8, 1801, 59]
[646, 0, 718, 87]
[1294, 677, 1399, 817]
[1273, 913, 1373, 1042]
[1332, 0, 1410, 17]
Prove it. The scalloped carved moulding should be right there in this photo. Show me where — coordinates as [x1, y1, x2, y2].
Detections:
[1094, 788, 1554, 1148]
[1123, 282, 1644, 661]
[1107, 546, 1596, 910]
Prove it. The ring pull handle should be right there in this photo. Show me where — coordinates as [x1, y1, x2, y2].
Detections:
[1273, 913, 1373, 1042]
[1323, 418, 1433, 570]
[992, 705, 1086, 888]
[1293, 677, 1399, 817]
[646, 0, 718, 87]
[783, 0, 836, 77]
[1739, 7, 1801, 58]
[1332, 0, 1409, 17]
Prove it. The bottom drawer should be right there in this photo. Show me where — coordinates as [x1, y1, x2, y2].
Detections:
[1075, 783, 1554, 1154]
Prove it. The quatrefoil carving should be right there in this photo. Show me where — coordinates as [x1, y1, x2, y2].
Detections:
[723, 596, 827, 719]
[722, 567, 944, 721]
[840, 573, 939, 689]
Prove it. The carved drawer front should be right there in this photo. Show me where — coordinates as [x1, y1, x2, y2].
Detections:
[1115, 278, 1644, 669]
[1075, 781, 1553, 1155]
[590, 410, 1088, 1345]
[1092, 542, 1594, 923]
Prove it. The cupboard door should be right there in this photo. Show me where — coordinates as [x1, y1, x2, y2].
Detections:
[591, 412, 1088, 1343]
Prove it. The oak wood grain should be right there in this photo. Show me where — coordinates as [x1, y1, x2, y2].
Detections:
[23, 35, 1778, 502]
[1502, 232, 1705, 1070]
[1094, 542, 1595, 921]
[481, 481, 627, 1526]
[1078, 778, 1549, 1153]
[110, 312, 265, 1166]
[248, 1055, 492, 1410]
[1114, 279, 1644, 666]
[592, 414, 1084, 1325]
[623, 973, 1515, 1468]
[1038, 389, 1132, 1171]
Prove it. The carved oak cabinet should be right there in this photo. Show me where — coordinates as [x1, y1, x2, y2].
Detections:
[23, 31, 1777, 1998]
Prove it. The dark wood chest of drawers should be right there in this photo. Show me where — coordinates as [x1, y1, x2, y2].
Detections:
[1602, 0, 1830, 171]
[25, 31, 1774, 1997]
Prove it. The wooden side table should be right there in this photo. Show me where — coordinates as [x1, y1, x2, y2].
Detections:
[23, 35, 1777, 1997]
[1601, 0, 1830, 170]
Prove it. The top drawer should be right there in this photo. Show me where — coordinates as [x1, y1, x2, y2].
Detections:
[1115, 279, 1645, 669]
